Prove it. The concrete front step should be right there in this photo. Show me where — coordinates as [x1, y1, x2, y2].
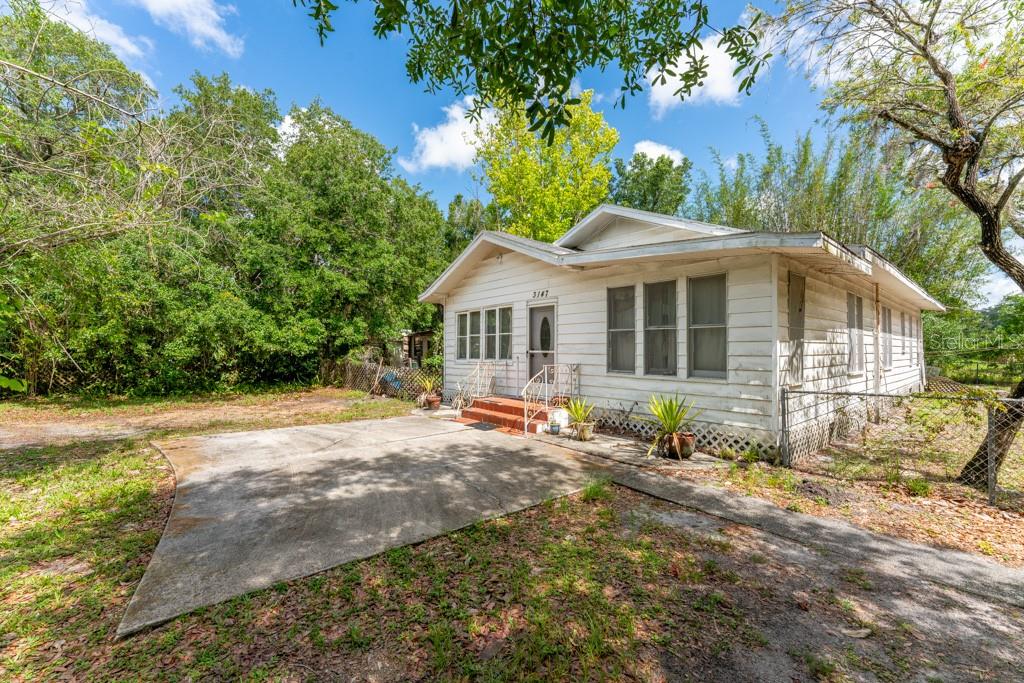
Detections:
[460, 406, 548, 433]
[470, 396, 562, 420]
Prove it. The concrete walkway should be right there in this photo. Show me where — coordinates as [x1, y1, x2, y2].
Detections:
[570, 452, 1024, 609]
[118, 416, 604, 636]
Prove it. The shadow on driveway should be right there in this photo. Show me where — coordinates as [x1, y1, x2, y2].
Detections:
[118, 416, 605, 636]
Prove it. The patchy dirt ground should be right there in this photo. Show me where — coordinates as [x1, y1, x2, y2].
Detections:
[656, 460, 1024, 568]
[0, 387, 400, 449]
[3, 393, 1022, 680]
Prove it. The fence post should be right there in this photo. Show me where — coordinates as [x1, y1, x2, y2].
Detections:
[780, 387, 790, 467]
[987, 405, 998, 506]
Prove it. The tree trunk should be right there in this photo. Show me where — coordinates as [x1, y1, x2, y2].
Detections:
[957, 378, 1024, 488]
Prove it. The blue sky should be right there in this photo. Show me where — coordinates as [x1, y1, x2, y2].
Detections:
[50, 0, 1012, 306]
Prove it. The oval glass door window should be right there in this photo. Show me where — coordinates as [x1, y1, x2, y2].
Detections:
[540, 316, 552, 352]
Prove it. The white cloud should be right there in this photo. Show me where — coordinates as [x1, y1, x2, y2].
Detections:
[130, 0, 243, 57]
[51, 0, 154, 61]
[723, 155, 739, 171]
[647, 40, 742, 118]
[398, 97, 495, 174]
[632, 140, 685, 165]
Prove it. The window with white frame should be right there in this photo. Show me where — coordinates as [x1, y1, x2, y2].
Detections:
[847, 293, 864, 373]
[499, 307, 512, 359]
[485, 309, 497, 359]
[900, 312, 906, 356]
[468, 311, 481, 359]
[644, 281, 677, 375]
[607, 286, 636, 373]
[881, 306, 893, 368]
[688, 274, 727, 378]
[456, 313, 468, 359]
[457, 307, 511, 361]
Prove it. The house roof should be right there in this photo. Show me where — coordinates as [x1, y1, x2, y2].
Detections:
[419, 206, 945, 312]
[555, 203, 743, 249]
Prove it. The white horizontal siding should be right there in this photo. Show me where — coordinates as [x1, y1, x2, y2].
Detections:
[777, 256, 927, 432]
[444, 252, 776, 434]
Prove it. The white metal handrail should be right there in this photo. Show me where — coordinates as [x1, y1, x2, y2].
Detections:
[521, 363, 579, 434]
[453, 361, 495, 412]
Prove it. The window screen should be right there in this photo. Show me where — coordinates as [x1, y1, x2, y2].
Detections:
[882, 307, 893, 368]
[456, 313, 468, 359]
[468, 310, 481, 359]
[645, 281, 677, 375]
[498, 307, 512, 360]
[788, 273, 806, 383]
[484, 309, 497, 359]
[688, 274, 727, 378]
[607, 286, 635, 373]
[847, 293, 864, 372]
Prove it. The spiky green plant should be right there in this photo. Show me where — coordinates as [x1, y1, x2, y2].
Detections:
[643, 394, 701, 456]
[564, 396, 595, 426]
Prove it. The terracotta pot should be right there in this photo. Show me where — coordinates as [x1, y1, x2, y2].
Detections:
[426, 394, 442, 410]
[664, 432, 696, 459]
[576, 422, 595, 441]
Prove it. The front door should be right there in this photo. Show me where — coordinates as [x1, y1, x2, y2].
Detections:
[528, 305, 555, 379]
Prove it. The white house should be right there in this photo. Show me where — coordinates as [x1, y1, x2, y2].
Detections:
[419, 204, 945, 459]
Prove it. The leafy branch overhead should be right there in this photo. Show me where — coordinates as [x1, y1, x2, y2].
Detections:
[293, 0, 768, 140]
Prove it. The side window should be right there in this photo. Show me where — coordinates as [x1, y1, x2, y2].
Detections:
[468, 311, 481, 359]
[456, 313, 468, 360]
[645, 281, 677, 375]
[484, 308, 497, 359]
[847, 293, 864, 373]
[607, 286, 636, 373]
[882, 306, 893, 369]
[900, 312, 906, 357]
[788, 272, 806, 383]
[688, 274, 727, 378]
[498, 307, 513, 360]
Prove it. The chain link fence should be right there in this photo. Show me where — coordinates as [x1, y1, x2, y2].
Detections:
[324, 360, 439, 402]
[781, 389, 1024, 510]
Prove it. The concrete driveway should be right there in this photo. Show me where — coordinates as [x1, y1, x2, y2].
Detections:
[118, 416, 604, 636]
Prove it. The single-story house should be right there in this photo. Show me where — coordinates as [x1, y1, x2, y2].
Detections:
[419, 204, 945, 458]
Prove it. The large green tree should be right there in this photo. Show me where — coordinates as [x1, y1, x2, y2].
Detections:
[609, 152, 692, 216]
[475, 90, 618, 241]
[242, 103, 446, 373]
[444, 194, 500, 259]
[293, 0, 767, 138]
[690, 128, 988, 309]
[774, 0, 1024, 485]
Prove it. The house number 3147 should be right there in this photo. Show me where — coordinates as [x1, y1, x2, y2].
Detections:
[532, 289, 548, 299]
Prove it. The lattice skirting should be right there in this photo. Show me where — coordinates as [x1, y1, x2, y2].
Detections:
[592, 406, 778, 461]
[784, 396, 879, 465]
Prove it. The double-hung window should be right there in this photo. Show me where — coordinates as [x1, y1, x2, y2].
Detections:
[468, 311, 481, 359]
[644, 281, 677, 375]
[847, 293, 864, 373]
[607, 286, 636, 373]
[881, 306, 893, 369]
[483, 307, 513, 360]
[458, 307, 511, 361]
[900, 312, 907, 357]
[456, 313, 468, 360]
[688, 274, 727, 378]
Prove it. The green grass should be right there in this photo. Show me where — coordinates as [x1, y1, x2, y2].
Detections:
[0, 438, 765, 680]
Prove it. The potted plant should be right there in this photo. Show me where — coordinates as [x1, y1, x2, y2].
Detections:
[643, 394, 701, 460]
[547, 418, 561, 435]
[417, 374, 442, 409]
[565, 396, 596, 441]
